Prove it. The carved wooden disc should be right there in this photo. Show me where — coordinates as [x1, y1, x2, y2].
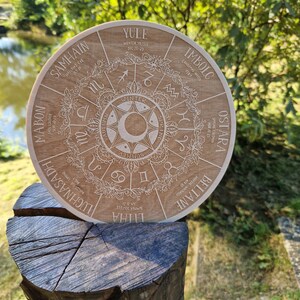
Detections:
[27, 20, 236, 223]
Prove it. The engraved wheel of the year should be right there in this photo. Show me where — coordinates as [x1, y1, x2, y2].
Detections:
[27, 20, 236, 223]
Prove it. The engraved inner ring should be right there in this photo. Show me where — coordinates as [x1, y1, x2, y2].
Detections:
[99, 94, 166, 160]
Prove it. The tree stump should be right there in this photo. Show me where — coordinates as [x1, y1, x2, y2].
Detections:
[6, 183, 189, 300]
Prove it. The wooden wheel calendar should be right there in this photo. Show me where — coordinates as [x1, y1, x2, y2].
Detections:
[27, 20, 236, 223]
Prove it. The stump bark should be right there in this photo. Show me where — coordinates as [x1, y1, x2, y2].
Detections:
[6, 183, 189, 300]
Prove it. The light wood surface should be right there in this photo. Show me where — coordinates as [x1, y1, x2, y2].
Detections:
[7, 183, 188, 299]
[27, 20, 236, 222]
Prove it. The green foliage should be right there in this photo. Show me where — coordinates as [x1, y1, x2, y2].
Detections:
[10, 0, 300, 146]
[281, 197, 300, 219]
[10, 0, 46, 30]
[0, 136, 24, 159]
[271, 291, 300, 300]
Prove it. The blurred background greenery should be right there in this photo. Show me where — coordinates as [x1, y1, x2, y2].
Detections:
[0, 0, 299, 299]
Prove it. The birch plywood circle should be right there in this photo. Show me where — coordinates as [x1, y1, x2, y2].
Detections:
[27, 20, 236, 223]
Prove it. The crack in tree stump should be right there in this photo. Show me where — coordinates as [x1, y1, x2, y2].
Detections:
[6, 183, 188, 300]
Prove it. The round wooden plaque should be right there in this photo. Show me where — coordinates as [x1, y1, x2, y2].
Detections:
[27, 20, 236, 223]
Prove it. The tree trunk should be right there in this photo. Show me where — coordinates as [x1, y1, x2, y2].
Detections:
[7, 183, 188, 300]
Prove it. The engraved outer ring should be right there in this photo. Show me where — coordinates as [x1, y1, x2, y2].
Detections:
[26, 21, 236, 223]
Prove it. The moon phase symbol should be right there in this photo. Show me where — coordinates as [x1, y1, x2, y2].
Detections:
[118, 112, 148, 143]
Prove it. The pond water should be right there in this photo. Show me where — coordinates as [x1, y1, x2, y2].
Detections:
[0, 32, 57, 148]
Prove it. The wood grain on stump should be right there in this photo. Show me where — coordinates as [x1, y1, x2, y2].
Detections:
[7, 183, 189, 300]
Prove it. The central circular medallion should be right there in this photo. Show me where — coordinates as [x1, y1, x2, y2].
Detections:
[125, 113, 147, 136]
[100, 93, 166, 161]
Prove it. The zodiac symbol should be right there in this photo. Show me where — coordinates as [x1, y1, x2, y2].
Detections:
[111, 170, 126, 183]
[143, 71, 154, 87]
[175, 135, 189, 152]
[163, 83, 179, 98]
[164, 161, 179, 176]
[88, 79, 104, 93]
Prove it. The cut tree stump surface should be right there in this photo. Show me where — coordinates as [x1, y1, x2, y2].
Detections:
[7, 183, 188, 300]
[13, 183, 78, 219]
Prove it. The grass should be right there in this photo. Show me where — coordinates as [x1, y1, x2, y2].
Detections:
[185, 220, 299, 299]
[0, 154, 39, 300]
